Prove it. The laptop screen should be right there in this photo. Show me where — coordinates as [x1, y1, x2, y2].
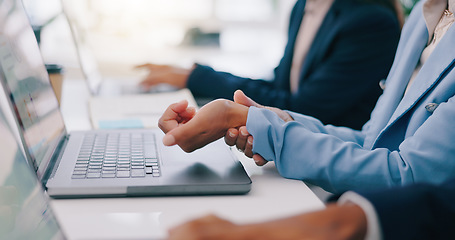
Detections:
[63, 8, 103, 95]
[0, 83, 65, 239]
[0, 0, 66, 178]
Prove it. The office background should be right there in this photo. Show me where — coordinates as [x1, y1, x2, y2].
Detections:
[23, 0, 298, 83]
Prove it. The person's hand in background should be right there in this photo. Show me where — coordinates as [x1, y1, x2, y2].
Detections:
[167, 203, 367, 240]
[135, 63, 193, 90]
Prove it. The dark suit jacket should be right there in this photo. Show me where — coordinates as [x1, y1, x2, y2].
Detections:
[187, 0, 400, 130]
[358, 179, 455, 240]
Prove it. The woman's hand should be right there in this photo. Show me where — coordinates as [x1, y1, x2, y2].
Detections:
[159, 99, 249, 153]
[224, 90, 293, 166]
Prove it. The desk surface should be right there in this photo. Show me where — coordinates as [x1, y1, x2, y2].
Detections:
[52, 74, 324, 240]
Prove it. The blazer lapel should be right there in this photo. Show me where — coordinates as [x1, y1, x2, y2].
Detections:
[385, 25, 455, 129]
[370, 16, 429, 139]
[367, 10, 428, 147]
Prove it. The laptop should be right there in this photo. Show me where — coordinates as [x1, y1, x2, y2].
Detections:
[57, 5, 197, 129]
[0, 0, 251, 198]
[61, 2, 177, 97]
[0, 94, 66, 239]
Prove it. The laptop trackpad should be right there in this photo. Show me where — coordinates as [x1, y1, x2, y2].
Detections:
[159, 140, 234, 166]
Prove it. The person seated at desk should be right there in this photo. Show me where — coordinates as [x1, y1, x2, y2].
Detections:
[157, 0, 455, 194]
[137, 0, 402, 130]
[166, 179, 455, 240]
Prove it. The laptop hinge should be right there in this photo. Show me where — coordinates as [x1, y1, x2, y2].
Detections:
[42, 135, 69, 186]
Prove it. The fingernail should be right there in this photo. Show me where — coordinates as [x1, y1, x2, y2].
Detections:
[229, 131, 236, 138]
[247, 138, 253, 145]
[241, 129, 248, 137]
[162, 134, 176, 146]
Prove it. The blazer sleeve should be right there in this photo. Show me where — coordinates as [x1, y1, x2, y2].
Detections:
[246, 92, 455, 193]
[187, 3, 400, 130]
[358, 179, 455, 240]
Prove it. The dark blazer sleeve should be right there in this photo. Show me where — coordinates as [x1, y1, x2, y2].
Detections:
[359, 180, 455, 240]
[187, 0, 400, 130]
[186, 0, 305, 100]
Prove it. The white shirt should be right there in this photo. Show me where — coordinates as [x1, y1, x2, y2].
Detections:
[405, 0, 455, 93]
[290, 0, 334, 93]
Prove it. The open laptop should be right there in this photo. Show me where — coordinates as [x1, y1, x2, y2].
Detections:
[0, 93, 66, 239]
[0, 0, 251, 198]
[58, 5, 197, 129]
[61, 2, 177, 97]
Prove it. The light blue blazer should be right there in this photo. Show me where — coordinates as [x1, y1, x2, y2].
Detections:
[246, 1, 455, 193]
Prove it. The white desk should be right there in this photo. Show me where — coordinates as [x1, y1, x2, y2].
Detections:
[51, 75, 325, 240]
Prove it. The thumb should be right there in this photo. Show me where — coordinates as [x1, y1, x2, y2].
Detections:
[162, 133, 176, 146]
[162, 121, 197, 152]
[233, 90, 263, 108]
[162, 119, 191, 146]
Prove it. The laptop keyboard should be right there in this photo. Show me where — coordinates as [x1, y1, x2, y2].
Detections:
[71, 132, 161, 179]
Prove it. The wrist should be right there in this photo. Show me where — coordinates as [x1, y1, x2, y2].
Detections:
[225, 100, 249, 128]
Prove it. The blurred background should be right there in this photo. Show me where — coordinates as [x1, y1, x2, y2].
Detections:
[22, 0, 420, 82]
[23, 0, 297, 80]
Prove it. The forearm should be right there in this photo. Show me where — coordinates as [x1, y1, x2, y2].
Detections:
[236, 204, 366, 240]
[287, 111, 365, 144]
[247, 105, 455, 193]
[246, 107, 397, 193]
[187, 64, 271, 100]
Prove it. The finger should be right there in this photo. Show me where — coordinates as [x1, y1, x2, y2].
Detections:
[134, 63, 151, 69]
[163, 99, 235, 152]
[224, 128, 239, 146]
[235, 126, 249, 151]
[233, 90, 263, 108]
[139, 73, 160, 89]
[179, 106, 196, 122]
[166, 100, 190, 118]
[162, 119, 206, 152]
[139, 72, 166, 87]
[158, 100, 189, 133]
[243, 136, 254, 158]
[253, 154, 268, 166]
[197, 214, 224, 223]
[162, 133, 177, 147]
[135, 63, 166, 70]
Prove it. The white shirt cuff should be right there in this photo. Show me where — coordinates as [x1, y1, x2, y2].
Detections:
[337, 191, 383, 240]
